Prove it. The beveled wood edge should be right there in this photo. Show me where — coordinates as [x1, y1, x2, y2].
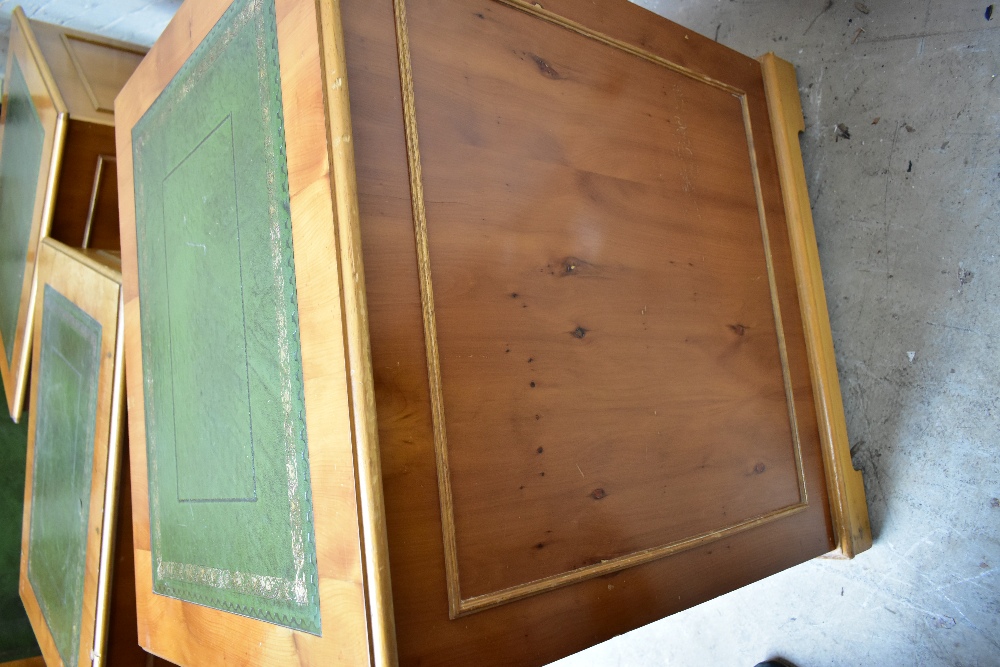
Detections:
[19, 239, 124, 667]
[315, 1, 397, 664]
[91, 285, 125, 667]
[394, 0, 812, 617]
[0, 8, 69, 422]
[759, 53, 872, 558]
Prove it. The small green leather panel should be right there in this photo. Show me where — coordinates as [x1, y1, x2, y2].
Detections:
[131, 0, 321, 634]
[0, 58, 45, 365]
[0, 379, 42, 661]
[27, 286, 102, 667]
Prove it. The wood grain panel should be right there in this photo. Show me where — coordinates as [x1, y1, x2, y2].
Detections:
[61, 34, 146, 115]
[29, 19, 145, 126]
[397, 0, 812, 613]
[49, 120, 120, 250]
[345, 0, 836, 663]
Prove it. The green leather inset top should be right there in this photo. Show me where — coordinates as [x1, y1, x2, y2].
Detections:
[0, 378, 42, 662]
[131, 0, 321, 634]
[0, 58, 45, 364]
[27, 286, 102, 667]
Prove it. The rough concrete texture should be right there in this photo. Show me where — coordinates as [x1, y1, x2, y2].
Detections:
[0, 0, 995, 664]
[555, 1, 1000, 666]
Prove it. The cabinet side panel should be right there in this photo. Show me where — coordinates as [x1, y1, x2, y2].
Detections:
[348, 0, 835, 664]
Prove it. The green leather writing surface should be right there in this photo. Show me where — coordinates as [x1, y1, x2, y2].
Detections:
[0, 380, 42, 662]
[27, 286, 102, 667]
[0, 59, 45, 364]
[131, 0, 321, 634]
[163, 115, 256, 502]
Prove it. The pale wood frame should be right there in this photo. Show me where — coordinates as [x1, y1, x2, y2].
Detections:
[760, 53, 872, 558]
[0, 7, 69, 421]
[18, 239, 125, 667]
[115, 0, 391, 664]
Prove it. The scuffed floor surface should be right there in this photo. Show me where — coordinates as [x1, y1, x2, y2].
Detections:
[555, 1, 1000, 666]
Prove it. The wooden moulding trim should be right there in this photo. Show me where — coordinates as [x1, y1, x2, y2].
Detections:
[91, 290, 125, 667]
[82, 155, 116, 249]
[758, 53, 872, 558]
[58, 32, 147, 116]
[389, 0, 464, 621]
[316, 0, 398, 664]
[393, 0, 811, 617]
[1, 8, 69, 421]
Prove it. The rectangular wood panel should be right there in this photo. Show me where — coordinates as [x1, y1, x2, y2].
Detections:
[397, 0, 810, 614]
[345, 0, 844, 663]
[61, 34, 146, 116]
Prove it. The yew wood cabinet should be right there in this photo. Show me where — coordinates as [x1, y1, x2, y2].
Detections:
[115, 0, 872, 665]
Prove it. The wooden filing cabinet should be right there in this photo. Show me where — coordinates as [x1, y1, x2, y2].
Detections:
[0, 7, 145, 420]
[115, 0, 872, 665]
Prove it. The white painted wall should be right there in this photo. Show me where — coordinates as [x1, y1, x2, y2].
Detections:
[0, 0, 180, 80]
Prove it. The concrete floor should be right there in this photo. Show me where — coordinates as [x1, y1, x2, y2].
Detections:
[555, 1, 1000, 665]
[0, 1, 997, 665]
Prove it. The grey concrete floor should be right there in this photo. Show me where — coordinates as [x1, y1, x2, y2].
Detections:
[0, 1, 997, 666]
[556, 1, 1000, 665]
